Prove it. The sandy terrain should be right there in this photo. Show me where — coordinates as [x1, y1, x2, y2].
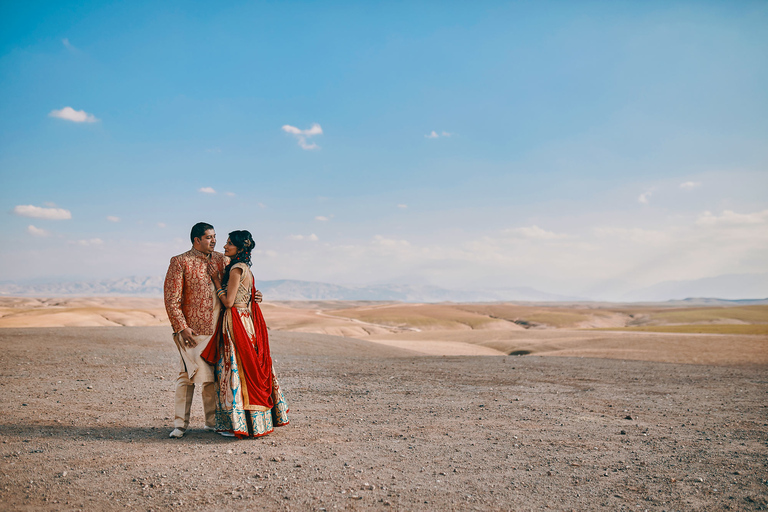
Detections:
[1, 298, 766, 509]
[2, 299, 766, 364]
[1, 325, 767, 511]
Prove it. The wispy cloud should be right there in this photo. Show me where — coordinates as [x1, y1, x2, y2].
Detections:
[288, 234, 319, 241]
[680, 181, 702, 190]
[62, 38, 76, 51]
[425, 131, 452, 139]
[504, 225, 571, 240]
[49, 107, 98, 123]
[696, 209, 768, 226]
[199, 187, 216, 194]
[158, 223, 167, 228]
[225, 192, 236, 197]
[107, 216, 120, 222]
[27, 225, 50, 237]
[13, 204, 72, 220]
[73, 238, 103, 247]
[397, 204, 408, 209]
[282, 123, 323, 150]
[638, 191, 652, 204]
[373, 235, 410, 247]
[315, 216, 329, 221]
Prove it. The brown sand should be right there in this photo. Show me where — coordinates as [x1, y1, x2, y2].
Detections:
[3, 298, 766, 365]
[1, 326, 767, 511]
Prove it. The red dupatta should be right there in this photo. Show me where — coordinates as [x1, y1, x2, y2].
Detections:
[201, 282, 274, 409]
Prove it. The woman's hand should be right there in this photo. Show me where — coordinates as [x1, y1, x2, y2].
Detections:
[208, 262, 222, 289]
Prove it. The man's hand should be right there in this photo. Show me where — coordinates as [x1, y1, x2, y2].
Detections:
[180, 327, 198, 348]
[254, 289, 263, 303]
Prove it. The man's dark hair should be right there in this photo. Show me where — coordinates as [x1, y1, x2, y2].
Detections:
[190, 222, 214, 244]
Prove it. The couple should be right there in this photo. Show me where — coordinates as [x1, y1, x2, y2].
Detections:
[163, 222, 289, 439]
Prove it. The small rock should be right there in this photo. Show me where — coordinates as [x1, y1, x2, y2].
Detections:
[624, 415, 632, 420]
[696, 477, 704, 483]
[22, 403, 28, 406]
[226, 450, 234, 454]
[620, 430, 626, 435]
[272, 457, 281, 462]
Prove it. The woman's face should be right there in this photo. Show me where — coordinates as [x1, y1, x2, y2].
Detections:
[223, 238, 240, 258]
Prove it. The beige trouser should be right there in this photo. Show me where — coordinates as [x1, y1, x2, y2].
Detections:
[172, 331, 217, 430]
[174, 374, 216, 430]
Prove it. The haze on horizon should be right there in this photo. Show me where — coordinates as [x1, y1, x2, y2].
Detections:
[1, 1, 767, 300]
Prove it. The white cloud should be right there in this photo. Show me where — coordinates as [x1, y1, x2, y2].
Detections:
[199, 187, 216, 194]
[425, 130, 452, 139]
[107, 216, 120, 223]
[504, 225, 571, 240]
[13, 205, 72, 220]
[638, 191, 652, 204]
[206, 147, 222, 153]
[74, 238, 103, 246]
[315, 216, 329, 221]
[680, 181, 702, 190]
[62, 38, 76, 51]
[397, 204, 408, 209]
[289, 234, 319, 241]
[592, 227, 669, 244]
[282, 123, 323, 150]
[258, 203, 267, 209]
[157, 222, 167, 228]
[372, 235, 410, 247]
[696, 209, 768, 226]
[27, 225, 50, 237]
[225, 192, 236, 197]
[49, 107, 98, 123]
[441, 131, 452, 137]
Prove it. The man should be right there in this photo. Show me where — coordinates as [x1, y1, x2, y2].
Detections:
[163, 222, 227, 438]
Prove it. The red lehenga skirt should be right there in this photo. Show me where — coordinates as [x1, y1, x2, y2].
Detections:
[201, 284, 289, 438]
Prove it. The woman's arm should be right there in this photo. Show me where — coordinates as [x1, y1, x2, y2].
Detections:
[217, 267, 243, 308]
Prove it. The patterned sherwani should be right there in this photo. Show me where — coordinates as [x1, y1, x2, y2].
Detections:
[164, 247, 228, 430]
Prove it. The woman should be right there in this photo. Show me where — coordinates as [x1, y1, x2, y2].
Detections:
[201, 230, 289, 438]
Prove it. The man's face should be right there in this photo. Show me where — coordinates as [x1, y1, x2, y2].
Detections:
[194, 229, 216, 255]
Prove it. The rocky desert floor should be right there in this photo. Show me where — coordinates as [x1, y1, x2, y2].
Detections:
[1, 324, 767, 511]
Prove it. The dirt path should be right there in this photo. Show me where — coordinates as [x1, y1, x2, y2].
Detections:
[1, 327, 766, 511]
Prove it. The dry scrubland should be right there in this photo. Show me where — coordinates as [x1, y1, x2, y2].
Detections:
[1, 298, 767, 510]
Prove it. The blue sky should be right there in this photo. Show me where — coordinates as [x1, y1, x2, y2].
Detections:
[1, 1, 767, 298]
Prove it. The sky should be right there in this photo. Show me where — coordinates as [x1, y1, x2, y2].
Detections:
[1, 0, 767, 299]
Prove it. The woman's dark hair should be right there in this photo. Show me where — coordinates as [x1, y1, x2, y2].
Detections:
[222, 230, 254, 287]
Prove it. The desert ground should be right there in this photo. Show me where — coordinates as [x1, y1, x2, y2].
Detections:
[0, 298, 767, 510]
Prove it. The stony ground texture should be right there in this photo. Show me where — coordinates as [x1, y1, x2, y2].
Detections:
[1, 326, 767, 511]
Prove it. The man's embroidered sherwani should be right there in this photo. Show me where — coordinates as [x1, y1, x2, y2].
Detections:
[163, 247, 228, 430]
[164, 247, 228, 336]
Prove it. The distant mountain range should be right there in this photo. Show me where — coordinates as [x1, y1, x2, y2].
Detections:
[0, 277, 585, 302]
[1, 273, 766, 303]
[618, 273, 768, 302]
